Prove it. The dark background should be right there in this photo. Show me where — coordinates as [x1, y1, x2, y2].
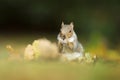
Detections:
[0, 0, 120, 48]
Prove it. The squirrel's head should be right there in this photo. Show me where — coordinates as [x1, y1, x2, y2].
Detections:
[60, 22, 74, 40]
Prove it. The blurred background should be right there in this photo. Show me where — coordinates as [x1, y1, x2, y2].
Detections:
[0, 0, 120, 55]
[0, 1, 120, 80]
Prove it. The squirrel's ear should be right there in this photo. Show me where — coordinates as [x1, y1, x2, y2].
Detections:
[70, 22, 74, 28]
[61, 22, 64, 27]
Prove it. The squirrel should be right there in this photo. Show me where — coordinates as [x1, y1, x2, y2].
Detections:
[57, 22, 84, 54]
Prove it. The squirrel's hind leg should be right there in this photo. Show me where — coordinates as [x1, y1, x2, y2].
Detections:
[77, 43, 84, 53]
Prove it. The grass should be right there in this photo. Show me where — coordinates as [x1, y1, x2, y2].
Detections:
[0, 34, 120, 80]
[0, 60, 120, 80]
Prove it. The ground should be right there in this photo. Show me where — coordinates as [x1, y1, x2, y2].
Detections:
[0, 34, 120, 80]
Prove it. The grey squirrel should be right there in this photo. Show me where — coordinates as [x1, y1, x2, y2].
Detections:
[57, 22, 84, 54]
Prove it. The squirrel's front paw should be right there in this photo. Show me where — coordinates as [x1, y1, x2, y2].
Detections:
[58, 42, 64, 53]
[67, 42, 74, 50]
